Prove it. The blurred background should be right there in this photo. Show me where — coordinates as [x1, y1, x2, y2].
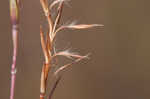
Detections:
[0, 0, 150, 99]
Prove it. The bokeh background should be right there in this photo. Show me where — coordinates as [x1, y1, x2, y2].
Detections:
[0, 0, 150, 99]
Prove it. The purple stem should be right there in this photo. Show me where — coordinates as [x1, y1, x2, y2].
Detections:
[10, 25, 18, 99]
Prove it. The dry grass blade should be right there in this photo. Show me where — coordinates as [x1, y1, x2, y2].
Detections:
[54, 54, 89, 75]
[46, 30, 52, 56]
[51, 1, 64, 41]
[63, 24, 104, 29]
[50, 0, 66, 10]
[40, 26, 50, 64]
[52, 50, 86, 59]
[52, 24, 103, 40]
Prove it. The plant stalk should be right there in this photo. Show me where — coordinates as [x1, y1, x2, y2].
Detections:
[9, 0, 19, 99]
[10, 25, 18, 99]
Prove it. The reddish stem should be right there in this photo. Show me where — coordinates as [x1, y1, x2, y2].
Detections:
[10, 25, 18, 99]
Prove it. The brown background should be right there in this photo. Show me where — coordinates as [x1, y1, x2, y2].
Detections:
[0, 0, 150, 99]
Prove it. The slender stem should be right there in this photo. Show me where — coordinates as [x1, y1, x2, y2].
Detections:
[9, 0, 19, 99]
[49, 76, 61, 99]
[10, 25, 18, 99]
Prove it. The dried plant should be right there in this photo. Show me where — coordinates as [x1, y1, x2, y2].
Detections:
[40, 0, 103, 99]
[9, 0, 20, 99]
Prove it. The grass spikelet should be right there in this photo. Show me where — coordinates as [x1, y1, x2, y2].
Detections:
[40, 0, 102, 99]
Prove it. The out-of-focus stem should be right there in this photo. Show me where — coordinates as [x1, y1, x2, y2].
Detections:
[10, 25, 18, 99]
[9, 0, 19, 99]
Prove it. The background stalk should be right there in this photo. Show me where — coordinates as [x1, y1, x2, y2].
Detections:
[9, 0, 19, 99]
